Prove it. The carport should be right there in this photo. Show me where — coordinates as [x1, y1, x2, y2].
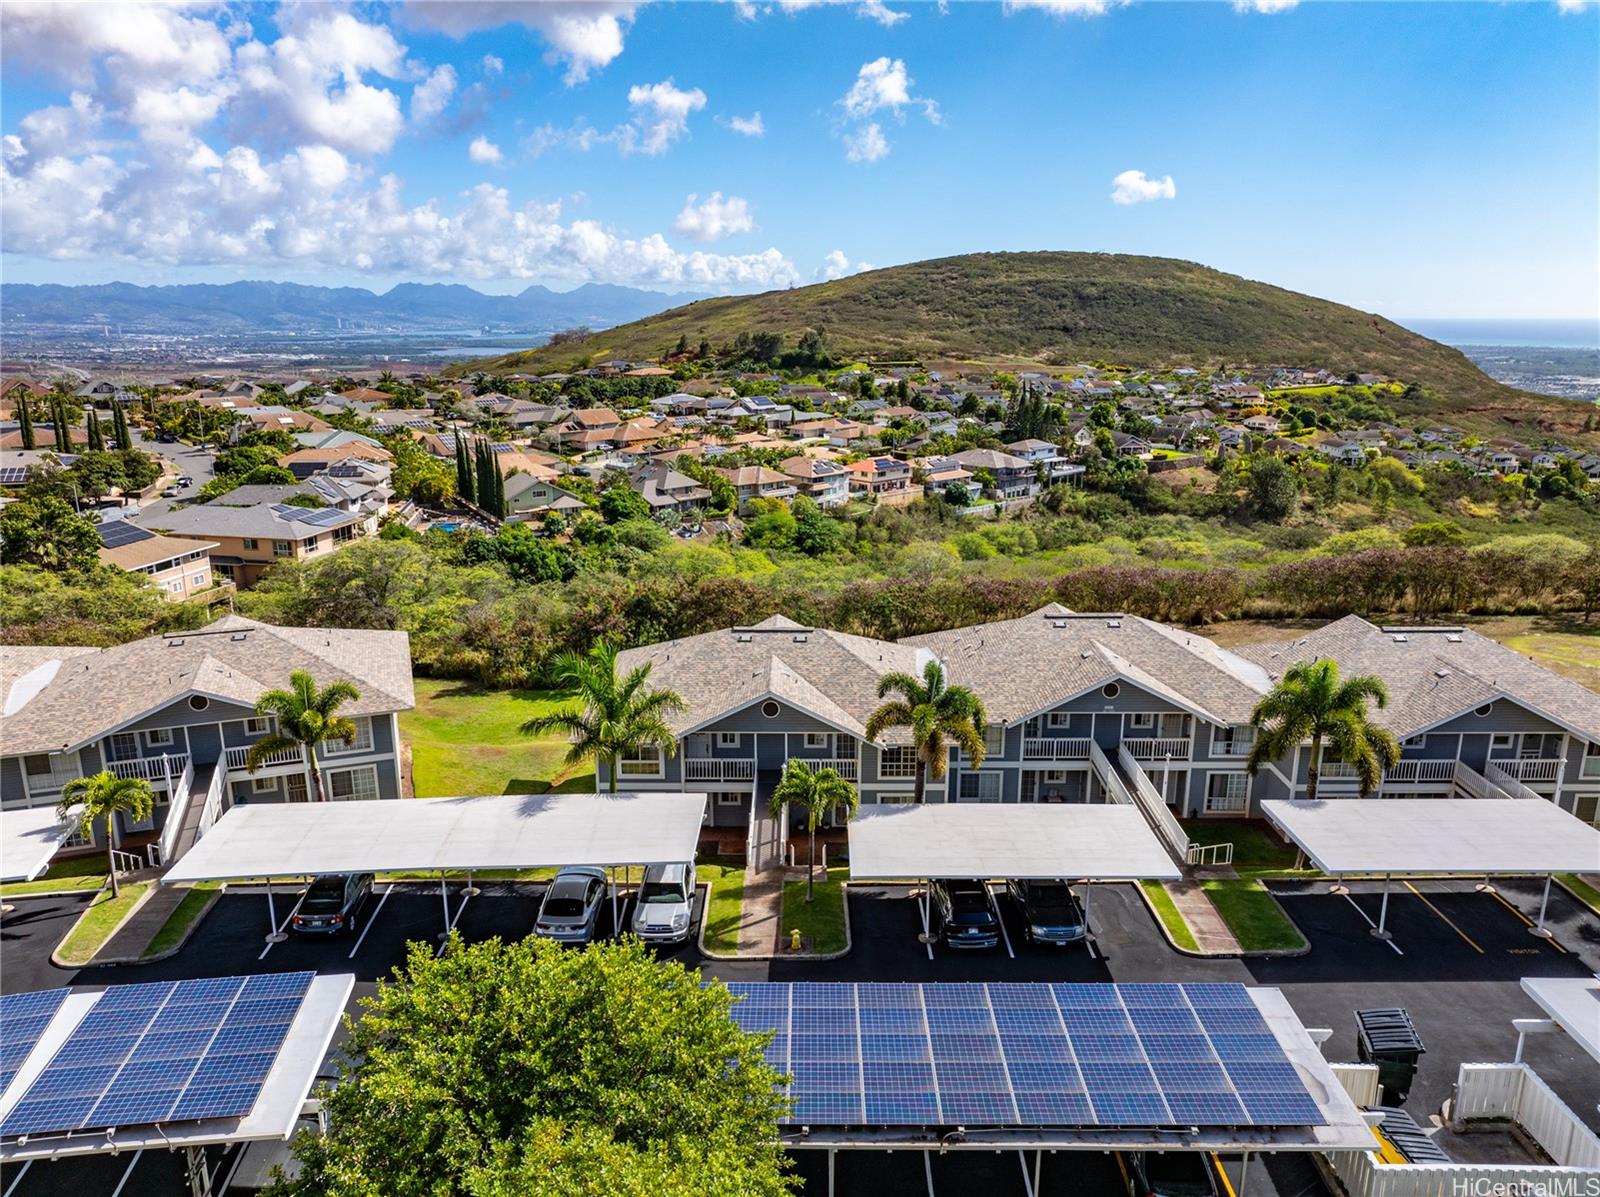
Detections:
[1, 805, 81, 884]
[160, 792, 706, 946]
[1261, 798, 1600, 948]
[846, 804, 1181, 959]
[1517, 976, 1600, 1065]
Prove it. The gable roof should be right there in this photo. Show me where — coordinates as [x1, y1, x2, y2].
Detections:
[0, 616, 415, 755]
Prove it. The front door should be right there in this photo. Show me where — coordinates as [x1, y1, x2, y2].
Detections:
[287, 774, 310, 803]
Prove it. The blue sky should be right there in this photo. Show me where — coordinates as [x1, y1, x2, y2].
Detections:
[1, 1, 1595, 320]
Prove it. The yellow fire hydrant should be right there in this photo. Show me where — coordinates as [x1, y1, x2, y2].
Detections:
[790, 928, 803, 952]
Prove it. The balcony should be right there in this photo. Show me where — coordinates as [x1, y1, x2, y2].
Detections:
[814, 758, 858, 781]
[1023, 738, 1091, 762]
[684, 758, 755, 783]
[1489, 758, 1561, 784]
[225, 743, 305, 771]
[108, 753, 191, 784]
[1382, 759, 1457, 784]
[21, 755, 83, 795]
[1123, 738, 1190, 761]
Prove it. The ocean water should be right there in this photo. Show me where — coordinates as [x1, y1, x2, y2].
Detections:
[1397, 318, 1600, 350]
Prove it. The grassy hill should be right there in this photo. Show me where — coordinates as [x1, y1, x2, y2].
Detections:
[461, 252, 1596, 441]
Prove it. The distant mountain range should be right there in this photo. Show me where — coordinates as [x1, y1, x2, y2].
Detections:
[0, 280, 709, 338]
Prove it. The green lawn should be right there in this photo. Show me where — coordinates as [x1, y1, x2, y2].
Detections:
[1200, 880, 1307, 952]
[1141, 881, 1199, 952]
[56, 883, 151, 966]
[143, 883, 221, 958]
[401, 680, 594, 797]
[700, 862, 746, 956]
[1182, 819, 1316, 880]
[0, 854, 108, 898]
[782, 866, 848, 954]
[1559, 874, 1600, 916]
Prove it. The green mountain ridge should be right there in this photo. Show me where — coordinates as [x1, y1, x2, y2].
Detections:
[459, 252, 1596, 442]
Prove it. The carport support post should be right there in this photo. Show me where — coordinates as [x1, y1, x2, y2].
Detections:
[610, 868, 619, 936]
[1533, 874, 1554, 937]
[827, 1149, 835, 1197]
[1238, 1149, 1251, 1196]
[265, 878, 286, 943]
[1373, 874, 1392, 940]
[439, 873, 449, 940]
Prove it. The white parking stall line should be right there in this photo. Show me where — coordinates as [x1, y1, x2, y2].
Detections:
[436, 888, 474, 956]
[1341, 890, 1404, 956]
[348, 884, 394, 959]
[988, 883, 1015, 959]
[259, 891, 307, 960]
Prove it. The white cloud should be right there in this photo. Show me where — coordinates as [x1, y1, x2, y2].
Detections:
[1556, 0, 1593, 10]
[468, 136, 503, 164]
[482, 53, 504, 75]
[0, 2, 233, 85]
[401, 1, 639, 84]
[1110, 168, 1177, 204]
[774, 0, 911, 26]
[673, 192, 754, 242]
[411, 64, 457, 122]
[726, 111, 766, 137]
[1002, 0, 1122, 14]
[1231, 0, 1298, 11]
[843, 122, 889, 162]
[617, 80, 707, 155]
[815, 249, 873, 281]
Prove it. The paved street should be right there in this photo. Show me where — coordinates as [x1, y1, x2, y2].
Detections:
[125, 429, 216, 521]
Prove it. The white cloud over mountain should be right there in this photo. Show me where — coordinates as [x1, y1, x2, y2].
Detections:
[1110, 169, 1177, 204]
[673, 193, 756, 242]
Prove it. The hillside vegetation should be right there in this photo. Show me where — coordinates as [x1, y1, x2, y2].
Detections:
[464, 252, 1594, 440]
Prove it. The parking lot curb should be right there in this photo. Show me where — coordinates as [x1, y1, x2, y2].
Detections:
[0, 884, 107, 901]
[49, 884, 157, 971]
[1132, 880, 1311, 959]
[1553, 875, 1600, 917]
[123, 887, 225, 966]
[697, 879, 854, 962]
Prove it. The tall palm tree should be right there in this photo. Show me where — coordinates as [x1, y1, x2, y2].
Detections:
[523, 642, 686, 793]
[864, 660, 987, 804]
[59, 772, 155, 898]
[246, 671, 362, 803]
[770, 760, 858, 902]
[1247, 659, 1400, 802]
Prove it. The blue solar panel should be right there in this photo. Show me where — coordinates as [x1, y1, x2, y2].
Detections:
[0, 989, 70, 1092]
[0, 972, 313, 1139]
[723, 982, 1325, 1132]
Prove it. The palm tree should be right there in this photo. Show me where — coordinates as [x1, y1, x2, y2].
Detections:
[864, 660, 987, 804]
[770, 760, 859, 902]
[246, 671, 362, 803]
[1247, 659, 1400, 802]
[522, 642, 686, 793]
[59, 772, 155, 898]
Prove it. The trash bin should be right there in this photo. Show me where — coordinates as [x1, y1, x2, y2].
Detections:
[1356, 1008, 1425, 1105]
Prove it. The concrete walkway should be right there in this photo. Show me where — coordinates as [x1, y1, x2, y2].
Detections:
[735, 802, 787, 956]
[1163, 879, 1243, 955]
[90, 882, 186, 964]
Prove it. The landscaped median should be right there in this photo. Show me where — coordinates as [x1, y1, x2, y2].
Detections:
[781, 867, 848, 955]
[1141, 881, 1199, 952]
[698, 862, 747, 955]
[0, 855, 109, 899]
[1198, 879, 1308, 953]
[53, 883, 152, 967]
[142, 882, 222, 959]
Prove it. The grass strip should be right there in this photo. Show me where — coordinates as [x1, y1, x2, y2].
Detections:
[1141, 881, 1199, 952]
[700, 863, 746, 955]
[142, 883, 221, 958]
[1200, 879, 1307, 952]
[1, 855, 109, 898]
[1558, 873, 1600, 916]
[781, 866, 847, 954]
[56, 883, 151, 966]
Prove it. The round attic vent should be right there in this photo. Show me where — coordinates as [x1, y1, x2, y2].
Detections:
[188, 695, 209, 712]
[1474, 704, 1492, 717]
[1101, 683, 1120, 699]
[761, 700, 781, 718]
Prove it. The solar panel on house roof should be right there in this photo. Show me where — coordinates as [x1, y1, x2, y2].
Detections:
[96, 520, 156, 548]
[0, 989, 70, 1093]
[268, 504, 348, 527]
[0, 467, 29, 486]
[0, 972, 313, 1138]
[722, 982, 1322, 1130]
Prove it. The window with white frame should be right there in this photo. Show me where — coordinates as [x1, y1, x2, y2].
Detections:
[1583, 741, 1600, 779]
[1211, 726, 1254, 756]
[252, 776, 277, 793]
[1490, 733, 1515, 754]
[618, 746, 663, 776]
[320, 715, 373, 756]
[717, 731, 741, 748]
[803, 732, 830, 750]
[1403, 734, 1426, 748]
[879, 746, 917, 778]
[1127, 712, 1156, 731]
[959, 771, 1002, 803]
[107, 732, 139, 762]
[190, 572, 207, 586]
[1204, 772, 1249, 814]
[982, 725, 1005, 757]
[245, 716, 273, 736]
[144, 728, 175, 748]
[327, 766, 379, 802]
[716, 792, 744, 806]
[1046, 711, 1073, 729]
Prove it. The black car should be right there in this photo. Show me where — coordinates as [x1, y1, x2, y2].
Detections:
[1124, 1151, 1223, 1197]
[930, 878, 1000, 949]
[290, 873, 373, 936]
[1006, 879, 1087, 946]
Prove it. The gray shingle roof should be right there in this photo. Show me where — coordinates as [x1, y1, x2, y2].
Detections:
[0, 616, 414, 755]
[1235, 615, 1600, 741]
[615, 615, 933, 740]
[142, 501, 362, 538]
[902, 605, 1271, 726]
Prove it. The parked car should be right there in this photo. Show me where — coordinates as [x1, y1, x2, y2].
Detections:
[161, 484, 182, 498]
[290, 872, 373, 936]
[533, 866, 608, 944]
[629, 862, 697, 943]
[1006, 879, 1086, 946]
[155, 430, 178, 443]
[1124, 1151, 1223, 1197]
[177, 474, 195, 487]
[930, 878, 1000, 949]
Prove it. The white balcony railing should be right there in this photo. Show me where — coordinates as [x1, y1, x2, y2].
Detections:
[816, 758, 858, 781]
[1383, 759, 1457, 784]
[1484, 763, 1545, 801]
[225, 743, 304, 771]
[1490, 758, 1561, 783]
[1022, 738, 1091, 761]
[108, 753, 191, 783]
[684, 758, 755, 783]
[1123, 737, 1190, 760]
[22, 754, 82, 795]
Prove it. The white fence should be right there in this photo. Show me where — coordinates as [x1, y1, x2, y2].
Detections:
[1123, 738, 1190, 761]
[1485, 763, 1546, 801]
[1117, 745, 1192, 866]
[685, 758, 755, 783]
[225, 743, 303, 771]
[1382, 760, 1456, 784]
[1323, 1063, 1600, 1197]
[1022, 738, 1091, 761]
[154, 756, 196, 865]
[197, 763, 227, 841]
[1088, 742, 1133, 807]
[108, 753, 191, 784]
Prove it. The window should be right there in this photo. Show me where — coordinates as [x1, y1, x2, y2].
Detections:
[1474, 704, 1493, 718]
[145, 728, 175, 747]
[107, 732, 139, 762]
[1046, 711, 1073, 729]
[1211, 726, 1254, 757]
[334, 525, 355, 545]
[879, 746, 917, 778]
[301, 536, 319, 552]
[23, 754, 52, 777]
[252, 776, 277, 794]
[321, 716, 373, 756]
[716, 793, 744, 806]
[958, 771, 1002, 803]
[1204, 772, 1249, 814]
[246, 716, 272, 736]
[241, 538, 258, 550]
[1127, 712, 1155, 731]
[803, 732, 830, 750]
[327, 766, 378, 802]
[273, 540, 293, 556]
[618, 746, 663, 777]
[1403, 735, 1426, 749]
[1584, 741, 1600, 780]
[166, 579, 185, 593]
[717, 731, 741, 748]
[1490, 734, 1515, 754]
[190, 572, 207, 586]
[982, 725, 1005, 757]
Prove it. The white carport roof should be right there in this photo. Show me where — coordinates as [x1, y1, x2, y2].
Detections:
[1520, 977, 1600, 1066]
[1, 806, 80, 883]
[161, 792, 707, 884]
[1261, 798, 1600, 876]
[846, 803, 1181, 881]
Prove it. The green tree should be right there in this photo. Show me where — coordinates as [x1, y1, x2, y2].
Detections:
[455, 435, 476, 504]
[245, 671, 362, 803]
[1247, 454, 1300, 520]
[17, 395, 35, 450]
[792, 496, 844, 556]
[265, 937, 792, 1197]
[521, 641, 685, 792]
[85, 406, 105, 451]
[58, 771, 155, 898]
[864, 659, 987, 804]
[111, 403, 131, 451]
[0, 496, 101, 570]
[1246, 659, 1399, 802]
[769, 759, 858, 902]
[598, 482, 652, 524]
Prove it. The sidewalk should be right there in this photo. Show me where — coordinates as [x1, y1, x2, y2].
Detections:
[1163, 879, 1243, 955]
[88, 880, 187, 964]
[737, 860, 785, 955]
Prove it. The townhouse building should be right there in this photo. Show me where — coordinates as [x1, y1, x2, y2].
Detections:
[718, 465, 798, 511]
[143, 501, 374, 588]
[0, 617, 414, 863]
[779, 455, 850, 507]
[844, 456, 914, 500]
[96, 522, 221, 603]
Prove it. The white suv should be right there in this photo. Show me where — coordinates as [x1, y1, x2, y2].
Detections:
[630, 863, 696, 943]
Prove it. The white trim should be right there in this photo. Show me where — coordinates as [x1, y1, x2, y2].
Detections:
[677, 692, 864, 741]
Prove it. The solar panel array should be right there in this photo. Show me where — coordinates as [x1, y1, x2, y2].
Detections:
[0, 989, 70, 1093]
[96, 520, 156, 549]
[0, 467, 30, 487]
[0, 972, 313, 1138]
[725, 982, 1323, 1130]
[268, 504, 350, 528]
